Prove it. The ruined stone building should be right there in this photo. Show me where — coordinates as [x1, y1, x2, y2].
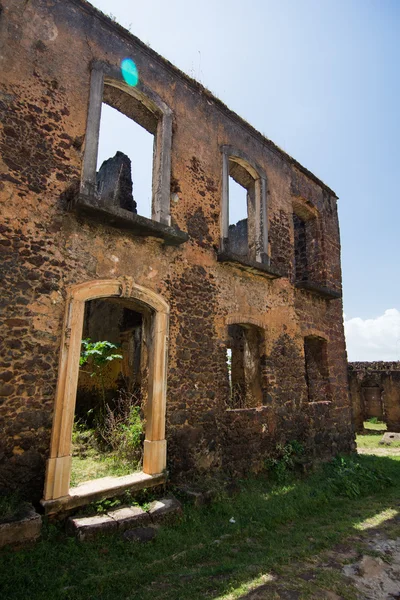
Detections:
[0, 0, 354, 512]
[349, 362, 400, 432]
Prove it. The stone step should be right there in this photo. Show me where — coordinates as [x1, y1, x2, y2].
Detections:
[67, 496, 182, 541]
[0, 503, 42, 549]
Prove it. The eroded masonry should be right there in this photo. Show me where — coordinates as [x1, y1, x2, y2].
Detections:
[0, 0, 354, 511]
[349, 362, 400, 432]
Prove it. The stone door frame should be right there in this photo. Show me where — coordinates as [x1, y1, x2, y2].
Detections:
[43, 277, 169, 501]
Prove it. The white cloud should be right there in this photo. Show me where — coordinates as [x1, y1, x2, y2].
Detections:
[344, 309, 400, 361]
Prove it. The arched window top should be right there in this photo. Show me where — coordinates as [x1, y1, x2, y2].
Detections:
[292, 196, 319, 222]
[92, 59, 173, 120]
[221, 145, 267, 181]
[225, 313, 265, 331]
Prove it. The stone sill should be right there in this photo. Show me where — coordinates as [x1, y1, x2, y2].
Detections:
[295, 280, 342, 300]
[217, 252, 282, 279]
[73, 194, 188, 246]
[41, 471, 166, 516]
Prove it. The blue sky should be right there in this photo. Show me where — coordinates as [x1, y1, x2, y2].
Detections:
[90, 0, 400, 360]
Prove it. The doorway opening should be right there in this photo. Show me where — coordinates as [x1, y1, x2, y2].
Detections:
[71, 298, 147, 487]
[43, 279, 169, 509]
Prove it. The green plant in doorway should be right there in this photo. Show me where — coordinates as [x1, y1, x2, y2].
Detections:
[79, 338, 123, 408]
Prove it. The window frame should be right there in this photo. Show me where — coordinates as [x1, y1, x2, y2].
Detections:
[81, 61, 173, 226]
[220, 145, 269, 264]
[292, 198, 322, 284]
[225, 320, 266, 410]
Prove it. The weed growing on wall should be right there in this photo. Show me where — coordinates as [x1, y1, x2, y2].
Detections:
[265, 440, 305, 483]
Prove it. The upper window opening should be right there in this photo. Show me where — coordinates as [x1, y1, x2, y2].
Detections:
[227, 158, 256, 258]
[228, 174, 249, 257]
[220, 146, 269, 266]
[97, 102, 154, 219]
[292, 201, 322, 284]
[80, 64, 176, 232]
[293, 213, 308, 282]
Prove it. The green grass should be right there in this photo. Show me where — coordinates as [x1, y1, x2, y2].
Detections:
[70, 421, 141, 487]
[357, 434, 400, 450]
[363, 419, 387, 431]
[70, 450, 136, 487]
[1, 447, 400, 600]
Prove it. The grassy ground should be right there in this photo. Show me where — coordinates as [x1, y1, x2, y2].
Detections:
[1, 440, 399, 600]
[363, 419, 387, 432]
[70, 423, 141, 487]
[357, 434, 400, 451]
[357, 421, 400, 457]
[70, 450, 134, 487]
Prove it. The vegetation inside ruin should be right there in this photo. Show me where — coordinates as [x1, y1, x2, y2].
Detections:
[363, 417, 387, 431]
[70, 339, 144, 487]
[1, 437, 400, 599]
[357, 433, 400, 451]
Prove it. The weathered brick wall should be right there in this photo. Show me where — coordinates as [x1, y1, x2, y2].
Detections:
[348, 362, 400, 432]
[0, 0, 354, 501]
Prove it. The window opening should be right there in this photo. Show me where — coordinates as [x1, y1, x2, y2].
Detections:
[304, 336, 330, 402]
[226, 347, 232, 391]
[228, 176, 249, 256]
[227, 159, 256, 258]
[72, 297, 147, 488]
[292, 202, 322, 284]
[97, 102, 154, 219]
[226, 324, 264, 409]
[293, 213, 308, 282]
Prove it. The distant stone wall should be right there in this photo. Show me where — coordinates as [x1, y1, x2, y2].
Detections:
[348, 362, 400, 432]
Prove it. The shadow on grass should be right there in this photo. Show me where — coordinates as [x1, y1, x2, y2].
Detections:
[0, 454, 399, 600]
[239, 496, 400, 599]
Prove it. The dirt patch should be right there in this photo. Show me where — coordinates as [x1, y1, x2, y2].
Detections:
[343, 534, 400, 599]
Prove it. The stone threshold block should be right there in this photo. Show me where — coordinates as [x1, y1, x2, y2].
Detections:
[0, 504, 42, 549]
[67, 496, 182, 540]
[41, 471, 166, 515]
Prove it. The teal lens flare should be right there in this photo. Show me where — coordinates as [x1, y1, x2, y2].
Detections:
[121, 58, 139, 87]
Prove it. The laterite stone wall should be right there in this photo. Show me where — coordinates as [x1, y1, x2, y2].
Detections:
[0, 0, 354, 501]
